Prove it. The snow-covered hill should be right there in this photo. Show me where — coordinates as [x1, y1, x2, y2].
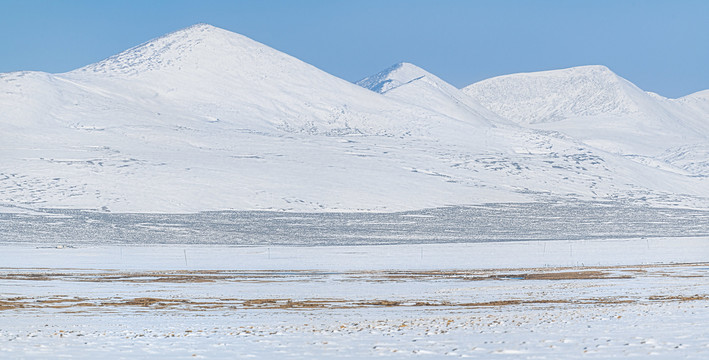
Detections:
[462, 65, 709, 176]
[462, 65, 647, 124]
[1, 24, 708, 213]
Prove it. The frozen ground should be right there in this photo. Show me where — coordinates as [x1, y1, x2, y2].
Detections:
[3, 201, 709, 246]
[1, 237, 708, 359]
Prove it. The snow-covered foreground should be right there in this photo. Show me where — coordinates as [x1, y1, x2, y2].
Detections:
[1, 239, 708, 359]
[2, 294, 708, 359]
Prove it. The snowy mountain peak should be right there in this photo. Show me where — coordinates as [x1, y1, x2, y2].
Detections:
[356, 62, 434, 93]
[682, 89, 709, 101]
[357, 62, 507, 127]
[677, 89, 709, 121]
[563, 64, 613, 74]
[462, 65, 645, 124]
[179, 22, 221, 33]
[70, 23, 264, 76]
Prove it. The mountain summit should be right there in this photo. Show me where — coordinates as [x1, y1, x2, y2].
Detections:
[74, 23, 252, 76]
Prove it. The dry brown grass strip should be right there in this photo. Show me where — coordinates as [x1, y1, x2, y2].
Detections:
[649, 294, 709, 302]
[356, 300, 402, 307]
[517, 271, 632, 280]
[1, 262, 708, 284]
[1, 293, 708, 312]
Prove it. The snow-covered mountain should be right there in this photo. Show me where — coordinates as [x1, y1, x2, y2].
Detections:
[463, 65, 709, 176]
[356, 62, 505, 127]
[7, 24, 445, 138]
[2, 24, 708, 213]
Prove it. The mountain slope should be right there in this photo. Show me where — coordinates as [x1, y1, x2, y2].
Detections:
[1, 24, 495, 212]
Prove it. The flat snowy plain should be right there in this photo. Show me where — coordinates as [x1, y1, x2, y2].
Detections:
[2, 206, 708, 359]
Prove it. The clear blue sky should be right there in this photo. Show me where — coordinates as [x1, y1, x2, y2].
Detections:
[1, 0, 707, 97]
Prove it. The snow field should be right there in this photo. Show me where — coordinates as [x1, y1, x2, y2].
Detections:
[1, 237, 708, 270]
[1, 239, 708, 358]
[2, 302, 708, 359]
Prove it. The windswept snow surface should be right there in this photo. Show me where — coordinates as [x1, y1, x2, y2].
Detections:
[2, 24, 708, 213]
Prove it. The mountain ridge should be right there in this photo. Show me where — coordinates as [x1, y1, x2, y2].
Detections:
[1, 24, 708, 213]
